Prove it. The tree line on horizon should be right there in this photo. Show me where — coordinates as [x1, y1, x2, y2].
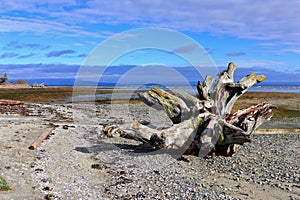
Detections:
[0, 73, 28, 85]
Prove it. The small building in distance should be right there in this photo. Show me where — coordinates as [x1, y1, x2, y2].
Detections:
[32, 83, 45, 88]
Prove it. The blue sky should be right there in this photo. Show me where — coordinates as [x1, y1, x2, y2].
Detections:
[0, 0, 299, 83]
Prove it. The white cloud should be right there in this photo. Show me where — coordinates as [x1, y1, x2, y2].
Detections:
[283, 49, 300, 54]
[215, 59, 289, 71]
[173, 44, 198, 54]
[0, 17, 105, 38]
[0, 0, 299, 48]
[67, 0, 300, 42]
[0, 0, 77, 11]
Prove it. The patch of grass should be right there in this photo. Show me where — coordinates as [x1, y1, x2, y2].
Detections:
[272, 106, 300, 119]
[231, 104, 250, 114]
[0, 176, 11, 191]
[95, 98, 142, 104]
[0, 87, 145, 103]
[231, 104, 300, 120]
[230, 92, 300, 120]
[44, 193, 58, 200]
[1, 88, 299, 120]
[241, 92, 298, 100]
[0, 87, 74, 102]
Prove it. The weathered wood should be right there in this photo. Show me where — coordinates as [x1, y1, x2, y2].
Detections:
[103, 62, 274, 157]
[0, 99, 23, 105]
[197, 76, 214, 101]
[138, 87, 190, 124]
[29, 127, 54, 150]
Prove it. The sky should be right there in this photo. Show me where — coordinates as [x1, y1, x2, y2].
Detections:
[0, 0, 299, 84]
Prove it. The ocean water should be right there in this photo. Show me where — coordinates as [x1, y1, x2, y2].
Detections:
[97, 84, 300, 94]
[25, 78, 299, 93]
[247, 85, 300, 93]
[25, 78, 300, 101]
[69, 84, 300, 102]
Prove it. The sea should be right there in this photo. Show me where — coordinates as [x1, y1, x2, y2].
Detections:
[25, 78, 299, 102]
[26, 78, 300, 94]
[97, 83, 300, 94]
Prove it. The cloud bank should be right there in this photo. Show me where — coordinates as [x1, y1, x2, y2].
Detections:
[0, 52, 19, 59]
[46, 50, 76, 57]
[0, 0, 299, 50]
[3, 41, 50, 50]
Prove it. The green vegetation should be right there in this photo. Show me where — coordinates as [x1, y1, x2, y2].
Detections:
[0, 87, 74, 102]
[0, 73, 8, 84]
[14, 79, 28, 85]
[238, 92, 298, 102]
[0, 176, 10, 191]
[232, 104, 300, 120]
[272, 106, 300, 119]
[231, 92, 300, 121]
[0, 73, 28, 85]
[44, 193, 57, 200]
[95, 98, 142, 104]
[0, 87, 299, 121]
[0, 87, 134, 103]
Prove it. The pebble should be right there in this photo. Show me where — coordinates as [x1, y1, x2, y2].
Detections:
[9, 103, 297, 199]
[94, 120, 299, 199]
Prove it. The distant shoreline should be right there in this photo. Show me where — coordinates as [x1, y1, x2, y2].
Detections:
[0, 87, 299, 128]
[1, 84, 299, 94]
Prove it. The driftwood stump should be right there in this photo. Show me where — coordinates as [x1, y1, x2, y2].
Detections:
[103, 62, 275, 157]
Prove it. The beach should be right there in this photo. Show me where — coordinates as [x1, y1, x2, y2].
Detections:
[2, 1, 299, 199]
[0, 87, 299, 199]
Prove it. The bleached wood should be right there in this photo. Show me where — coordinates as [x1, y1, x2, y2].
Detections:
[103, 62, 274, 157]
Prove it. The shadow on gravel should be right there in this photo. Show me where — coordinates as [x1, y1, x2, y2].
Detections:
[74, 141, 155, 155]
[75, 141, 190, 160]
[75, 143, 118, 154]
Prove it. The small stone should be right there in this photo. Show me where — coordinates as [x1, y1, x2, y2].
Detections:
[62, 125, 69, 129]
[43, 186, 52, 191]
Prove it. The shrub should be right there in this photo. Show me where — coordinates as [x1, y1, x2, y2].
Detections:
[15, 79, 27, 85]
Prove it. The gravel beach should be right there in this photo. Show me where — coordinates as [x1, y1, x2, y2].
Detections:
[0, 102, 299, 199]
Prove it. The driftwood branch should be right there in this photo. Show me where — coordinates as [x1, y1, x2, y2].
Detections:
[103, 62, 274, 157]
[29, 127, 54, 150]
[0, 99, 23, 105]
[197, 76, 214, 101]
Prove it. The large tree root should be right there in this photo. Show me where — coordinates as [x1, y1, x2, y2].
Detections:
[103, 62, 275, 157]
